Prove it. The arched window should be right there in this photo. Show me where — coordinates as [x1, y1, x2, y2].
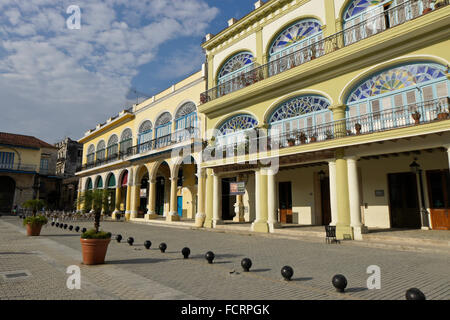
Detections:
[216, 114, 258, 146]
[86, 144, 95, 164]
[96, 140, 106, 162]
[107, 135, 119, 159]
[107, 174, 116, 189]
[95, 176, 103, 189]
[269, 95, 332, 145]
[175, 102, 198, 141]
[346, 62, 449, 133]
[138, 120, 153, 153]
[218, 52, 255, 85]
[155, 112, 172, 148]
[269, 19, 323, 62]
[86, 178, 93, 190]
[120, 128, 133, 154]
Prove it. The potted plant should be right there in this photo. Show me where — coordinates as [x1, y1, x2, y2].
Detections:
[435, 0, 446, 9]
[287, 138, 296, 146]
[309, 133, 318, 142]
[298, 131, 307, 144]
[22, 199, 47, 236]
[422, 0, 433, 14]
[355, 123, 362, 135]
[325, 130, 333, 140]
[437, 100, 449, 120]
[77, 189, 112, 265]
[411, 110, 421, 124]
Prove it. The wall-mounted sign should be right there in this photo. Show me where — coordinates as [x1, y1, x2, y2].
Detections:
[375, 190, 385, 197]
[140, 189, 147, 198]
[230, 182, 246, 195]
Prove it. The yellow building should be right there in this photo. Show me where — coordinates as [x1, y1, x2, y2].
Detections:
[198, 0, 450, 238]
[77, 0, 450, 239]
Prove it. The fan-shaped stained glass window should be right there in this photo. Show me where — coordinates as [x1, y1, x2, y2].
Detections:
[120, 128, 132, 141]
[120, 128, 133, 154]
[87, 144, 95, 154]
[107, 174, 116, 188]
[96, 140, 106, 161]
[175, 102, 198, 141]
[218, 52, 254, 83]
[175, 102, 196, 119]
[343, 0, 385, 22]
[269, 96, 331, 123]
[139, 121, 153, 133]
[347, 63, 447, 103]
[86, 178, 93, 190]
[269, 19, 323, 56]
[107, 135, 118, 147]
[156, 112, 172, 127]
[218, 114, 258, 136]
[95, 176, 103, 189]
[96, 140, 105, 151]
[138, 121, 153, 153]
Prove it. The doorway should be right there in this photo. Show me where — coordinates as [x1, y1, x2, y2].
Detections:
[155, 176, 165, 215]
[222, 177, 236, 220]
[177, 196, 183, 217]
[320, 177, 332, 225]
[279, 182, 292, 223]
[0, 176, 15, 213]
[426, 170, 450, 230]
[388, 172, 421, 228]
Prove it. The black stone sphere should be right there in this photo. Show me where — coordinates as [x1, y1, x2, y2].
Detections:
[68, 225, 73, 231]
[81, 228, 87, 233]
[127, 237, 134, 246]
[159, 243, 167, 253]
[75, 226, 80, 232]
[205, 251, 215, 264]
[332, 274, 348, 293]
[144, 240, 152, 249]
[241, 258, 252, 272]
[281, 266, 294, 281]
[51, 222, 55, 226]
[406, 288, 426, 300]
[116, 234, 122, 243]
[63, 224, 68, 229]
[55, 223, 59, 227]
[182, 247, 190, 259]
[59, 224, 63, 229]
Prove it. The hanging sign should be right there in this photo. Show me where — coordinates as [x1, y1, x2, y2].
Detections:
[230, 182, 246, 195]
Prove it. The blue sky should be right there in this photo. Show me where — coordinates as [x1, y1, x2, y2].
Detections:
[0, 0, 257, 143]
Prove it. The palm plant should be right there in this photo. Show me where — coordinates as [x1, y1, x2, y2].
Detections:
[22, 199, 46, 217]
[76, 189, 108, 233]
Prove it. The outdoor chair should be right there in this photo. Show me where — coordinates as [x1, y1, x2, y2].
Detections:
[325, 225, 340, 244]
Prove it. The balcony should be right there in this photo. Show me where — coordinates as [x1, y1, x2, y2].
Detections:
[0, 163, 37, 172]
[200, 0, 449, 104]
[203, 97, 449, 160]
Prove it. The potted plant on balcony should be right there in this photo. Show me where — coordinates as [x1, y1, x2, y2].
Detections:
[287, 138, 296, 147]
[411, 110, 421, 125]
[422, 0, 433, 14]
[355, 123, 362, 135]
[309, 132, 318, 142]
[325, 130, 334, 140]
[22, 199, 47, 236]
[297, 131, 307, 144]
[437, 99, 449, 120]
[435, 0, 446, 9]
[77, 189, 112, 265]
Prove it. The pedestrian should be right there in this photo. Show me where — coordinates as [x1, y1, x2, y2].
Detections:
[12, 204, 17, 216]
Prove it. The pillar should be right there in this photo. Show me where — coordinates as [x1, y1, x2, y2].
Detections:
[195, 169, 206, 227]
[125, 182, 132, 220]
[167, 176, 180, 221]
[233, 174, 245, 222]
[255, 27, 264, 65]
[323, 0, 337, 36]
[212, 172, 222, 227]
[130, 183, 140, 219]
[347, 157, 367, 240]
[111, 186, 121, 219]
[331, 104, 347, 138]
[267, 168, 280, 232]
[328, 160, 338, 226]
[204, 168, 214, 228]
[335, 149, 352, 240]
[252, 168, 269, 233]
[145, 179, 158, 220]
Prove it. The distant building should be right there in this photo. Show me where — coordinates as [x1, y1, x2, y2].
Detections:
[0, 132, 60, 212]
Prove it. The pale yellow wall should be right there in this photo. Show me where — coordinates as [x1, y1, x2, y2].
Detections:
[0, 145, 41, 168]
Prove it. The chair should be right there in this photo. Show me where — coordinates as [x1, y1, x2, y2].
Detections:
[325, 225, 340, 244]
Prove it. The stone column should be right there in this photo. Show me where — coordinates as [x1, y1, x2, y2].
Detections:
[335, 149, 352, 240]
[195, 169, 206, 227]
[145, 179, 158, 220]
[233, 174, 245, 222]
[130, 183, 140, 219]
[76, 179, 82, 212]
[212, 172, 222, 227]
[204, 168, 214, 228]
[328, 160, 338, 226]
[167, 177, 180, 221]
[125, 182, 132, 220]
[252, 168, 269, 233]
[267, 168, 280, 232]
[331, 104, 347, 138]
[112, 186, 121, 219]
[347, 156, 367, 240]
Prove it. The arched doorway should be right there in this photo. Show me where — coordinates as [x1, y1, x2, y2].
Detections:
[0, 176, 15, 213]
[154, 161, 171, 216]
[174, 156, 198, 219]
[105, 174, 116, 215]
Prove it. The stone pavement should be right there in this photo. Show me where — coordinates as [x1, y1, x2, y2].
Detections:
[0, 216, 449, 300]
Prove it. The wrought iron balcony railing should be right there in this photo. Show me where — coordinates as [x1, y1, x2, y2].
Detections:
[0, 163, 37, 172]
[200, 0, 449, 104]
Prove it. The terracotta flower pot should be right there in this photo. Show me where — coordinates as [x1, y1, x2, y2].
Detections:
[437, 112, 449, 120]
[80, 238, 111, 265]
[26, 223, 43, 236]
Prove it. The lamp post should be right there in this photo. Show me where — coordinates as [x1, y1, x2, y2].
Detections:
[409, 160, 429, 229]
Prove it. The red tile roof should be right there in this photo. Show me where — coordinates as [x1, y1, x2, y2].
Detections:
[0, 132, 56, 149]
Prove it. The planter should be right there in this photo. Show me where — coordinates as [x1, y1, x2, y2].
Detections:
[80, 238, 111, 265]
[437, 112, 449, 120]
[26, 223, 43, 236]
[287, 140, 295, 147]
[310, 136, 317, 142]
[411, 112, 421, 125]
[355, 123, 362, 135]
[436, 2, 446, 9]
[422, 7, 433, 14]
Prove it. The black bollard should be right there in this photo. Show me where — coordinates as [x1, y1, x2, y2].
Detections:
[406, 288, 426, 300]
[182, 247, 190, 259]
[241, 258, 252, 272]
[56, 223, 59, 227]
[281, 266, 293, 281]
[159, 243, 167, 253]
[51, 222, 55, 226]
[75, 226, 80, 232]
[144, 241, 152, 249]
[205, 251, 215, 264]
[332, 274, 347, 293]
[116, 234, 122, 243]
[68, 225, 73, 231]
[63, 224, 68, 229]
[81, 228, 87, 233]
[127, 237, 134, 246]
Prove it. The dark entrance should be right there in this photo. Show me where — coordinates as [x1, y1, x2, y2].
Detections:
[0, 176, 15, 213]
[139, 175, 149, 216]
[222, 177, 236, 220]
[155, 176, 165, 215]
[320, 177, 332, 225]
[388, 172, 421, 228]
[279, 182, 292, 223]
[426, 170, 450, 230]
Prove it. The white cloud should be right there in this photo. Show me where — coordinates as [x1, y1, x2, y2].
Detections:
[0, 0, 219, 143]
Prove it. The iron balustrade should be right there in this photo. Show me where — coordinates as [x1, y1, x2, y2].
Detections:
[0, 163, 37, 172]
[200, 0, 449, 103]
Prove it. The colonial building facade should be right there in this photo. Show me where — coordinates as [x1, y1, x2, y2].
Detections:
[76, 0, 450, 239]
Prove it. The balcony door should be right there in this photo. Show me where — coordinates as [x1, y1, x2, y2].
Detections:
[279, 182, 292, 223]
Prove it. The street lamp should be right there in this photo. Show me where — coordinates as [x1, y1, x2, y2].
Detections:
[318, 170, 326, 181]
[409, 159, 429, 229]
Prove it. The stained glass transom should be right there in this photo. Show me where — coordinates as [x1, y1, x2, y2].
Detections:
[156, 112, 172, 126]
[107, 135, 118, 147]
[218, 114, 258, 135]
[347, 63, 447, 103]
[269, 96, 331, 123]
[139, 120, 153, 133]
[175, 102, 196, 119]
[121, 128, 132, 141]
[269, 19, 322, 56]
[96, 140, 105, 151]
[218, 52, 254, 80]
[87, 145, 95, 154]
[344, 0, 385, 21]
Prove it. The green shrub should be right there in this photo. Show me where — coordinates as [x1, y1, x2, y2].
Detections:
[81, 229, 112, 240]
[23, 215, 48, 226]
